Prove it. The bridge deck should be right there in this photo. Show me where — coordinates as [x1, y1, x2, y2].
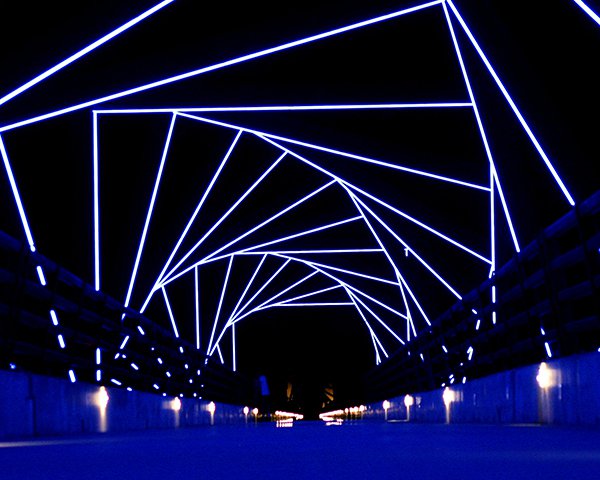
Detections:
[1, 422, 599, 479]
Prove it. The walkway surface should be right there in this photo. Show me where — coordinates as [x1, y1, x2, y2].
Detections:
[2, 421, 600, 479]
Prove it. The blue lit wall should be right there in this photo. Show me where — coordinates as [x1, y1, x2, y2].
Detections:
[366, 351, 600, 425]
[0, 371, 247, 439]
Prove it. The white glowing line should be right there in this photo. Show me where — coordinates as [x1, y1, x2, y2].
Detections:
[212, 270, 318, 351]
[260, 133, 492, 264]
[447, 0, 575, 206]
[544, 342, 553, 358]
[347, 291, 379, 361]
[68, 370, 76, 383]
[93, 112, 100, 289]
[397, 269, 429, 327]
[345, 182, 491, 264]
[207, 255, 234, 354]
[344, 189, 415, 340]
[58, 335, 66, 349]
[291, 256, 399, 286]
[216, 344, 225, 364]
[229, 254, 267, 321]
[163, 181, 336, 285]
[0, 0, 176, 107]
[350, 290, 406, 345]
[247, 271, 319, 315]
[276, 285, 343, 304]
[0, 135, 36, 252]
[207, 252, 409, 331]
[352, 192, 464, 299]
[399, 279, 412, 341]
[125, 113, 177, 309]
[158, 148, 283, 285]
[154, 130, 243, 286]
[573, 0, 600, 24]
[345, 185, 415, 330]
[180, 113, 489, 191]
[36, 266, 46, 286]
[232, 323, 236, 371]
[263, 136, 488, 191]
[490, 163, 496, 277]
[0, 0, 442, 132]
[351, 188, 415, 333]
[229, 258, 291, 325]
[161, 287, 180, 338]
[373, 331, 388, 360]
[96, 348, 101, 365]
[119, 335, 130, 350]
[347, 289, 386, 362]
[251, 248, 382, 255]
[139, 133, 247, 313]
[272, 253, 409, 321]
[96, 103, 473, 114]
[221, 255, 409, 360]
[442, 1, 520, 254]
[273, 302, 354, 307]
[212, 262, 302, 352]
[214, 217, 363, 260]
[492, 168, 520, 253]
[195, 266, 200, 350]
[237, 248, 397, 286]
[50, 310, 59, 326]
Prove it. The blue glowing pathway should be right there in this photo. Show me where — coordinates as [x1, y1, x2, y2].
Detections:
[1, 422, 599, 479]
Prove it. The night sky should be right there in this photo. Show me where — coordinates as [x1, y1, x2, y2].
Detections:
[0, 0, 598, 412]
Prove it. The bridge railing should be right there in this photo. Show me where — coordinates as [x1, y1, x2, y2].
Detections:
[0, 231, 254, 405]
[365, 190, 600, 401]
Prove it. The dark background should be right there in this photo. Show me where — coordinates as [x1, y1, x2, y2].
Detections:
[0, 0, 598, 413]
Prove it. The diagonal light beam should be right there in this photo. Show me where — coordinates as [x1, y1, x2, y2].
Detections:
[0, 0, 443, 132]
[95, 103, 473, 114]
[161, 286, 180, 338]
[0, 134, 36, 252]
[124, 113, 177, 309]
[573, 0, 600, 25]
[207, 255, 235, 354]
[179, 113, 490, 191]
[447, 0, 575, 206]
[0, 0, 176, 107]
[161, 180, 337, 285]
[442, 1, 520, 254]
[258, 132, 492, 264]
[155, 129, 243, 286]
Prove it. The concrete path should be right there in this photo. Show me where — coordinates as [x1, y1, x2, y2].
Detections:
[1, 421, 600, 479]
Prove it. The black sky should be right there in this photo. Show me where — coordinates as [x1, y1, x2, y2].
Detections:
[0, 0, 598, 410]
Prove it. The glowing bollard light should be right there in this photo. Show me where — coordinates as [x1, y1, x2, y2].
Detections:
[208, 401, 216, 426]
[96, 386, 110, 433]
[252, 407, 259, 424]
[243, 406, 249, 424]
[171, 397, 182, 428]
[536, 362, 556, 424]
[404, 395, 414, 422]
[382, 400, 391, 421]
[536, 362, 554, 389]
[442, 387, 455, 424]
